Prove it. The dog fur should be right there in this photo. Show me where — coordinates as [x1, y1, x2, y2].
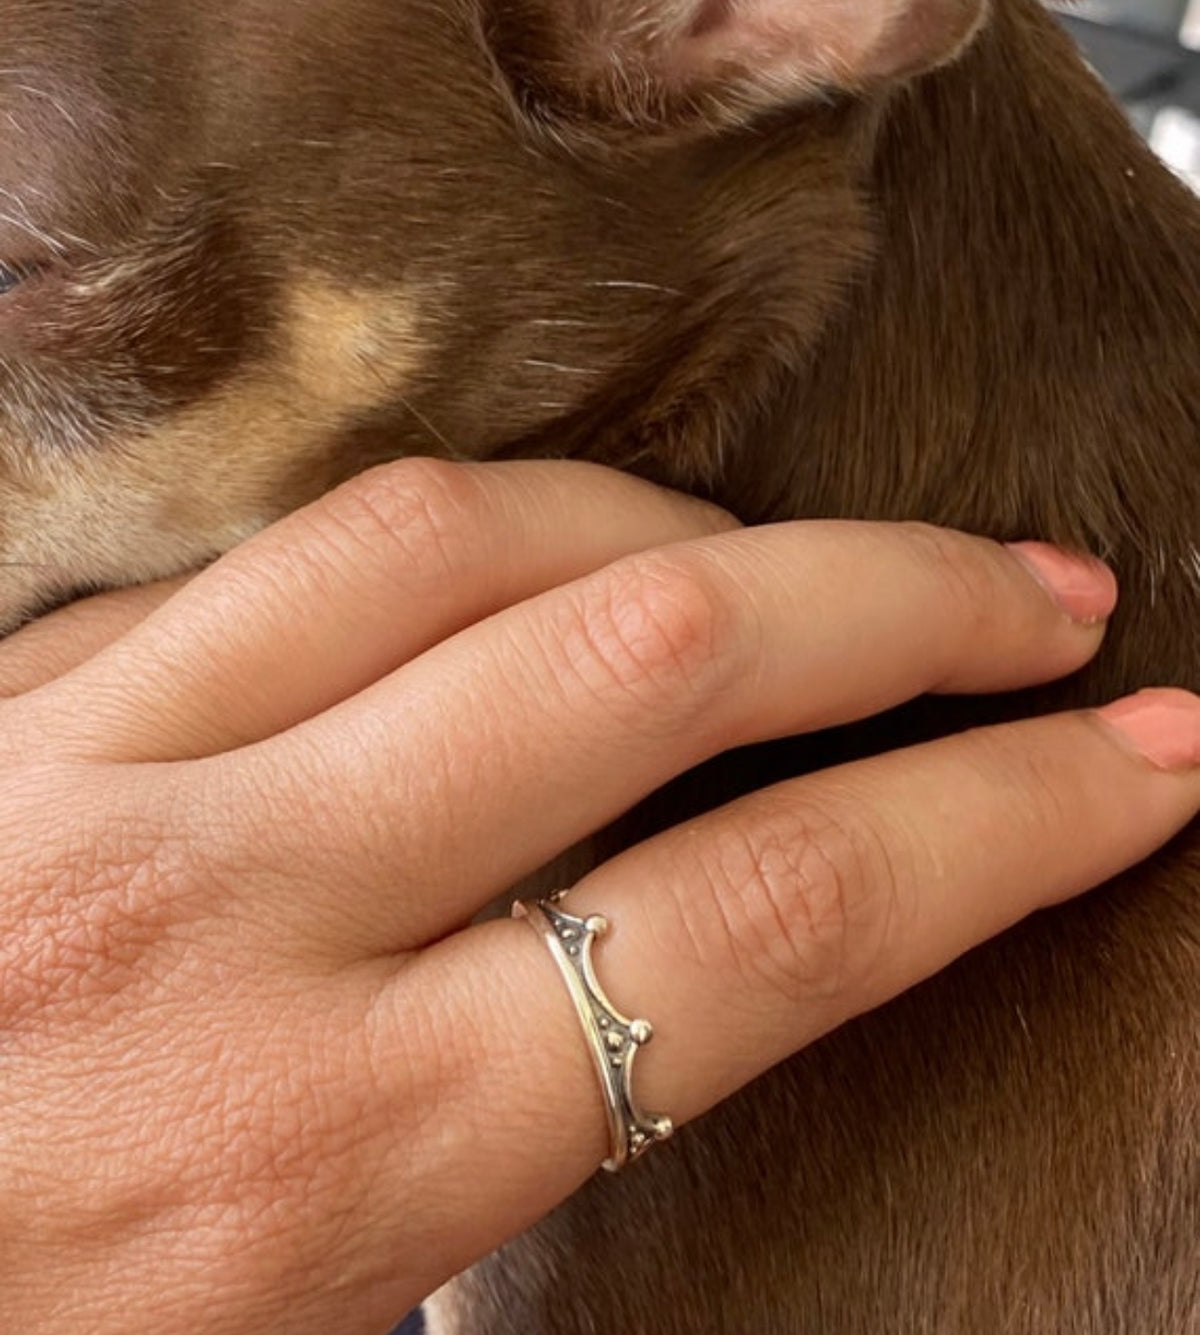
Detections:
[1, 1, 1198, 1330]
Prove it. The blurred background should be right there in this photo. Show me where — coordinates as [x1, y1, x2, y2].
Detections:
[1054, 0, 1200, 187]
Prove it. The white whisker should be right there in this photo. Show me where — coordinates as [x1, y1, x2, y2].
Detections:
[523, 358, 599, 376]
[0, 208, 68, 256]
[588, 279, 680, 296]
[13, 84, 80, 132]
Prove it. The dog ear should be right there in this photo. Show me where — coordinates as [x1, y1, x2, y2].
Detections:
[483, 0, 989, 130]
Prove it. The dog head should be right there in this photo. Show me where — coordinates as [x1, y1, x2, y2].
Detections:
[0, 0, 986, 628]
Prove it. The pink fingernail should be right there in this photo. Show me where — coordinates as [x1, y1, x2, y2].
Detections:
[1096, 689, 1200, 772]
[1006, 542, 1118, 624]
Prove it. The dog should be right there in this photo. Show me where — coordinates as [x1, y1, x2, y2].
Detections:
[2, 1, 1198, 1330]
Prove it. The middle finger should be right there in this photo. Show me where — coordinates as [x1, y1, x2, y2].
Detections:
[205, 522, 1115, 955]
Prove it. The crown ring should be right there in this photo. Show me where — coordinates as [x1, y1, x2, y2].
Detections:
[513, 891, 673, 1171]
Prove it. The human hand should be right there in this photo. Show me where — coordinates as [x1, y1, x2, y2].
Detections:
[1, 459, 1197, 1333]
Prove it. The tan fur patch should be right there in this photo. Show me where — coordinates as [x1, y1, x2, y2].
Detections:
[284, 279, 424, 411]
[0, 277, 423, 627]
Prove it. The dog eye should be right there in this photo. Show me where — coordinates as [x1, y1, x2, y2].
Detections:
[0, 262, 34, 295]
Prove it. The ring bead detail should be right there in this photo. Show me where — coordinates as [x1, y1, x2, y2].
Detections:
[514, 890, 673, 1171]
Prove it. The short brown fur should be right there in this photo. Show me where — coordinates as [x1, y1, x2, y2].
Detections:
[0, 1, 1197, 1330]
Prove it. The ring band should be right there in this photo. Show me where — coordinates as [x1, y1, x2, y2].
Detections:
[514, 891, 673, 1171]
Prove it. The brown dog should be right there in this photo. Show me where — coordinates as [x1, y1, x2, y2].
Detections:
[2, 1, 1198, 1331]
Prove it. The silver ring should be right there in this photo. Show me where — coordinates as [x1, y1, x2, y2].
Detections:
[513, 890, 673, 1171]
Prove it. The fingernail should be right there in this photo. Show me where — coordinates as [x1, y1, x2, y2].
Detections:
[1096, 688, 1200, 771]
[1006, 542, 1118, 624]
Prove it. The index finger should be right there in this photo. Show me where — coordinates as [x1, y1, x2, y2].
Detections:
[0, 579, 189, 697]
[12, 459, 738, 759]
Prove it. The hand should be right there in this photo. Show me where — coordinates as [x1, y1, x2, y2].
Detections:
[1, 459, 1197, 1333]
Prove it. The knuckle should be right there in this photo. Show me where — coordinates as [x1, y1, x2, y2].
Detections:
[318, 456, 481, 580]
[0, 777, 203, 1023]
[683, 797, 901, 1005]
[562, 552, 740, 716]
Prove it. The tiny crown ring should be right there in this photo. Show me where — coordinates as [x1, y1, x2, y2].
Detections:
[514, 891, 673, 1171]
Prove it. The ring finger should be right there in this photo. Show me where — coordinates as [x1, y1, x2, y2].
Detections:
[365, 693, 1200, 1300]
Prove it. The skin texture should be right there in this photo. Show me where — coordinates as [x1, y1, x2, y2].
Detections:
[0, 458, 1198, 1335]
[0, 0, 1198, 1330]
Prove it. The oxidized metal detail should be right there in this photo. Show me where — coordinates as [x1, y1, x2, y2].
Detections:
[514, 890, 673, 1171]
